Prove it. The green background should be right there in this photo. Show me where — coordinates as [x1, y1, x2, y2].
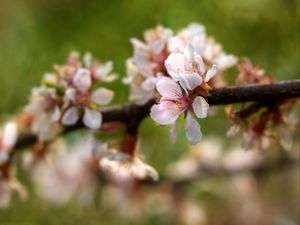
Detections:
[0, 0, 299, 224]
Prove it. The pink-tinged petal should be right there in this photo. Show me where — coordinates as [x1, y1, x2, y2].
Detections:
[133, 53, 154, 76]
[185, 112, 202, 145]
[95, 61, 113, 79]
[170, 121, 178, 144]
[156, 77, 182, 99]
[83, 108, 102, 130]
[62, 107, 79, 125]
[194, 54, 205, 75]
[2, 122, 17, 149]
[130, 38, 149, 51]
[150, 102, 179, 125]
[192, 96, 209, 119]
[179, 72, 202, 91]
[73, 69, 92, 92]
[205, 64, 218, 82]
[150, 40, 165, 54]
[164, 53, 185, 80]
[215, 54, 237, 71]
[142, 77, 158, 91]
[91, 88, 114, 106]
[183, 44, 194, 70]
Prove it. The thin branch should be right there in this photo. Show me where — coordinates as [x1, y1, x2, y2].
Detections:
[13, 80, 300, 148]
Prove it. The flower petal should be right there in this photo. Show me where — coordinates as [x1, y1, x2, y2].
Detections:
[150, 40, 165, 54]
[2, 122, 17, 148]
[183, 44, 194, 70]
[156, 77, 182, 99]
[95, 61, 118, 83]
[194, 54, 206, 75]
[185, 111, 202, 145]
[91, 88, 114, 106]
[73, 68, 92, 92]
[150, 102, 179, 125]
[62, 107, 79, 125]
[83, 108, 102, 130]
[164, 53, 185, 80]
[179, 72, 202, 91]
[205, 64, 218, 82]
[192, 96, 209, 119]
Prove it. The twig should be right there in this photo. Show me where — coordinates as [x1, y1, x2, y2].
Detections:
[12, 80, 300, 149]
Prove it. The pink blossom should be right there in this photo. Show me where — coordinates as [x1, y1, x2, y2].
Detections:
[165, 45, 217, 92]
[150, 77, 209, 145]
[62, 69, 114, 130]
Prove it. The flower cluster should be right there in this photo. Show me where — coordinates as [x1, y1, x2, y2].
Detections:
[150, 44, 217, 145]
[124, 23, 237, 105]
[236, 58, 273, 85]
[226, 59, 298, 151]
[25, 52, 117, 142]
[0, 22, 298, 210]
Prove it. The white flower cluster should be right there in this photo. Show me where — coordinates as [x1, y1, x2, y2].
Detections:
[25, 52, 118, 141]
[122, 23, 237, 145]
[124, 23, 237, 105]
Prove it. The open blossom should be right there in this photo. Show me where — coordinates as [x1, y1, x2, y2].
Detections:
[169, 23, 237, 72]
[56, 52, 118, 84]
[123, 59, 156, 105]
[150, 77, 209, 145]
[25, 87, 61, 120]
[25, 86, 62, 141]
[165, 44, 217, 92]
[131, 25, 172, 77]
[0, 122, 18, 165]
[124, 23, 236, 105]
[24, 52, 117, 140]
[62, 68, 114, 130]
[93, 139, 158, 181]
[83, 53, 118, 82]
[99, 152, 159, 181]
[123, 26, 173, 105]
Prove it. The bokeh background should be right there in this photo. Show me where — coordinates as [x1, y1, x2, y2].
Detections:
[0, 0, 299, 224]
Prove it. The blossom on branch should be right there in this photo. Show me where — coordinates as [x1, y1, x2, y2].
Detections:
[123, 26, 173, 105]
[0, 122, 18, 165]
[62, 68, 114, 130]
[226, 59, 298, 151]
[94, 138, 159, 181]
[25, 52, 117, 141]
[169, 23, 237, 72]
[150, 77, 209, 145]
[124, 23, 236, 105]
[150, 44, 216, 145]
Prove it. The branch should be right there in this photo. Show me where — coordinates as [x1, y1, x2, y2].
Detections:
[170, 156, 299, 187]
[13, 80, 300, 148]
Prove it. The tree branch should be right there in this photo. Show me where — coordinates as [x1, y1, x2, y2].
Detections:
[13, 80, 300, 148]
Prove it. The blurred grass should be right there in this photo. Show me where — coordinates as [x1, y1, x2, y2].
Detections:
[0, 0, 299, 224]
